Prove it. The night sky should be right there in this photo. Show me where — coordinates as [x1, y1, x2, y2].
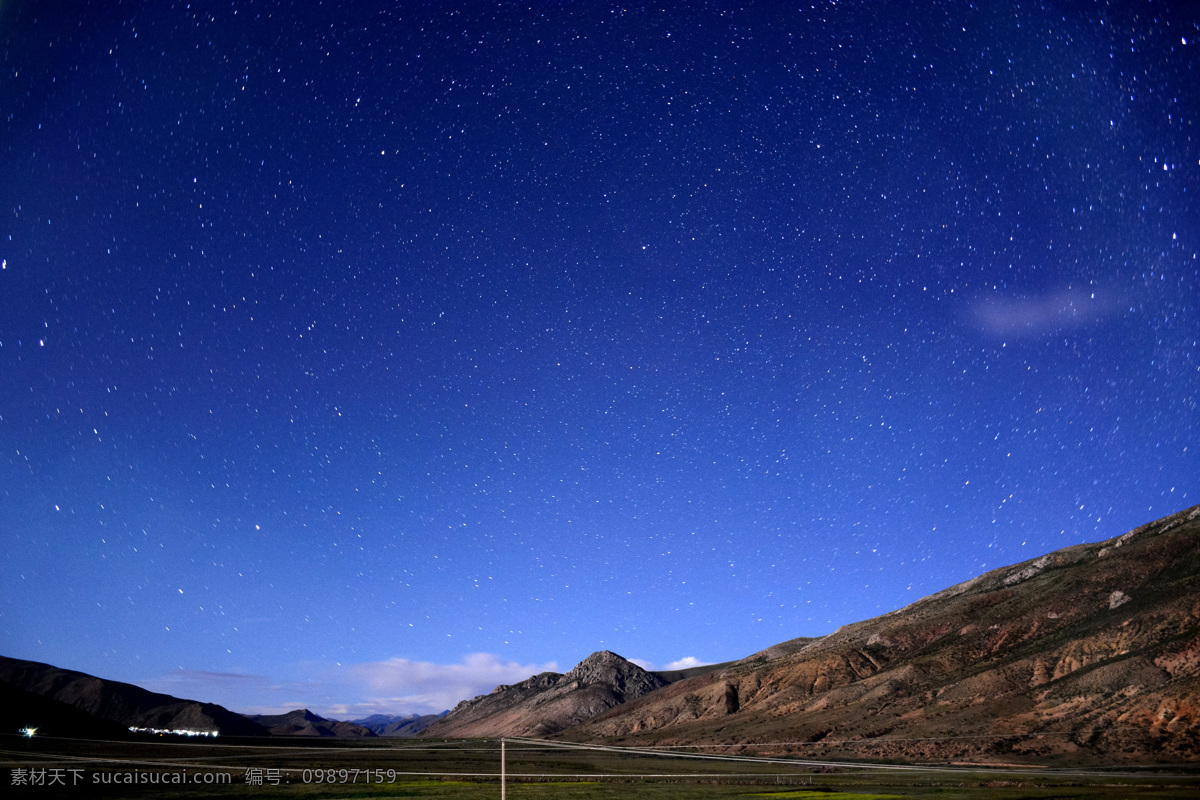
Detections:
[2, 1, 1197, 719]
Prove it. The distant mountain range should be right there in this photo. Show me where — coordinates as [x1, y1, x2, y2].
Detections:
[5, 503, 1198, 764]
[0, 658, 443, 739]
[352, 712, 449, 737]
[248, 709, 375, 737]
[424, 504, 1200, 764]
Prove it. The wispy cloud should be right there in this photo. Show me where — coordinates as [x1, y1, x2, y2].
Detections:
[139, 669, 300, 713]
[967, 285, 1126, 339]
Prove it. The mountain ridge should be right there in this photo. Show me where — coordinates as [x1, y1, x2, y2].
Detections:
[5, 503, 1198, 764]
[561, 503, 1200, 764]
[424, 503, 1200, 765]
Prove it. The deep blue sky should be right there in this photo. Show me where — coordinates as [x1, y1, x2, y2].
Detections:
[2, 1, 1197, 718]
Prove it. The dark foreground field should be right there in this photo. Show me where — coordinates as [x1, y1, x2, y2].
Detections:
[3, 733, 1197, 799]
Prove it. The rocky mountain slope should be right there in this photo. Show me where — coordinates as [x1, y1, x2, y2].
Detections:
[0, 655, 268, 736]
[562, 503, 1200, 764]
[422, 650, 671, 737]
[426, 504, 1200, 765]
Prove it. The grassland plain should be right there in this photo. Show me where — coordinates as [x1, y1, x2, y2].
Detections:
[4, 734, 1199, 799]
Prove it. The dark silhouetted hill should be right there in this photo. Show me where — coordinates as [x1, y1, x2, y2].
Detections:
[0, 681, 132, 739]
[0, 656, 268, 737]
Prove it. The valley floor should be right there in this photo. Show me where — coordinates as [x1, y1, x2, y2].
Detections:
[3, 734, 1198, 799]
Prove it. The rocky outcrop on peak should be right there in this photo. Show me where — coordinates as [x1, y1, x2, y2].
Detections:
[421, 651, 667, 738]
[562, 650, 665, 696]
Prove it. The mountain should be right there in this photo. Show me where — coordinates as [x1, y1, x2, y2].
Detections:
[249, 709, 375, 737]
[353, 712, 448, 737]
[433, 504, 1200, 765]
[0, 655, 269, 737]
[422, 650, 671, 737]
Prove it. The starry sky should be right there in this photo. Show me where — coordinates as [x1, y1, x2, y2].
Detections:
[1, 1, 1197, 719]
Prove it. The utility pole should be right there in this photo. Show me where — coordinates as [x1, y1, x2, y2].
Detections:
[500, 737, 506, 800]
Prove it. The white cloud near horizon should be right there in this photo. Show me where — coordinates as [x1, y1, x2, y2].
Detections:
[335, 652, 560, 718]
[629, 656, 714, 672]
[663, 656, 713, 670]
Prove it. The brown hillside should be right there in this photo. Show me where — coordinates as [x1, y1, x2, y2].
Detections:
[563, 504, 1200, 765]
